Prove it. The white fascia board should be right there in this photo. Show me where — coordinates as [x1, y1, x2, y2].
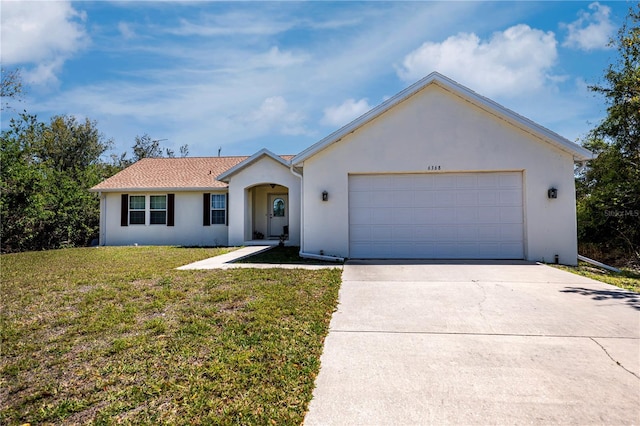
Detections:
[88, 187, 228, 193]
[292, 71, 593, 165]
[217, 148, 290, 182]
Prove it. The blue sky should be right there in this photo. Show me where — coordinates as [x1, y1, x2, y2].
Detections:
[0, 1, 631, 158]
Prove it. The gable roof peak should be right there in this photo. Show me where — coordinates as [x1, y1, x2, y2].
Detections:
[292, 71, 592, 164]
[216, 148, 293, 182]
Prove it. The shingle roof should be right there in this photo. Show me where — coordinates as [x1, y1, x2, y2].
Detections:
[91, 157, 248, 191]
[91, 155, 295, 192]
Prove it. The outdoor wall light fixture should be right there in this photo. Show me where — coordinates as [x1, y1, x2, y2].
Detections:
[270, 183, 276, 189]
[322, 191, 328, 201]
[548, 187, 558, 199]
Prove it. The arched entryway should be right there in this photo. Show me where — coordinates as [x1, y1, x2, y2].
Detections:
[245, 183, 289, 242]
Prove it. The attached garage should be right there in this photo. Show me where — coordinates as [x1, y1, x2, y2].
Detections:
[348, 172, 524, 259]
[293, 72, 593, 265]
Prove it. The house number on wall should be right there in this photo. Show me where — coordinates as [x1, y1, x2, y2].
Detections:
[427, 165, 441, 170]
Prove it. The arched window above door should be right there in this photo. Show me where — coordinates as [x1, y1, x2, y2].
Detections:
[273, 198, 285, 217]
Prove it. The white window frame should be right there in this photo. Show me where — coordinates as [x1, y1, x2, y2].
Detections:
[211, 193, 226, 225]
[149, 195, 167, 225]
[129, 195, 146, 225]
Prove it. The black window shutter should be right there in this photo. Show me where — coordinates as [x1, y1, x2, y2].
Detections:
[121, 194, 128, 227]
[226, 192, 229, 226]
[203, 193, 211, 226]
[167, 194, 175, 226]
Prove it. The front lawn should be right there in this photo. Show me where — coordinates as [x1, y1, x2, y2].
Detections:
[554, 262, 640, 293]
[1, 247, 341, 424]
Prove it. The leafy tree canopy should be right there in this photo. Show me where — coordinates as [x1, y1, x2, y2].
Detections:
[578, 5, 640, 263]
[1, 113, 113, 252]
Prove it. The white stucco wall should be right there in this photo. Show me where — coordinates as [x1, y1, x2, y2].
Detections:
[300, 85, 579, 264]
[100, 191, 229, 246]
[226, 156, 301, 246]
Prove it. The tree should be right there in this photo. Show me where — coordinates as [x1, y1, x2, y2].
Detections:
[131, 133, 189, 162]
[577, 5, 640, 263]
[1, 67, 24, 111]
[38, 115, 113, 173]
[1, 114, 113, 252]
[132, 134, 163, 161]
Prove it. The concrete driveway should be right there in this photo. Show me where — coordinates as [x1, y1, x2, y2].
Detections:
[304, 261, 640, 425]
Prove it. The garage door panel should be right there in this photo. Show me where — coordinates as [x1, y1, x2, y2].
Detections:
[350, 191, 372, 208]
[371, 191, 393, 208]
[414, 226, 436, 240]
[434, 208, 456, 224]
[349, 172, 523, 259]
[393, 226, 415, 241]
[435, 192, 455, 206]
[499, 190, 523, 206]
[456, 191, 479, 207]
[371, 243, 392, 257]
[350, 208, 371, 225]
[413, 175, 435, 189]
[395, 208, 414, 225]
[500, 224, 524, 241]
[376, 176, 395, 190]
[456, 208, 479, 223]
[501, 242, 524, 258]
[435, 175, 457, 189]
[500, 207, 523, 223]
[414, 191, 437, 207]
[456, 174, 478, 189]
[477, 207, 501, 223]
[478, 226, 500, 240]
[349, 175, 374, 190]
[393, 191, 414, 207]
[350, 225, 372, 241]
[391, 243, 416, 258]
[376, 226, 393, 241]
[413, 209, 435, 223]
[457, 226, 479, 240]
[434, 226, 457, 240]
[477, 173, 499, 188]
[392, 174, 415, 189]
[372, 209, 394, 224]
[478, 191, 499, 206]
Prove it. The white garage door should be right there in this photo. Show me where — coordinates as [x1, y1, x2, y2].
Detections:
[349, 172, 524, 259]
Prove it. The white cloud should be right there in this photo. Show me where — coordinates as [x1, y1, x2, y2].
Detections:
[0, 0, 88, 85]
[118, 22, 136, 40]
[245, 96, 308, 136]
[562, 2, 615, 51]
[322, 98, 372, 127]
[257, 47, 309, 68]
[169, 13, 292, 37]
[397, 24, 558, 98]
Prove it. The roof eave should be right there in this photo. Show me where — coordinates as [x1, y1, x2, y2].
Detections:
[89, 186, 228, 193]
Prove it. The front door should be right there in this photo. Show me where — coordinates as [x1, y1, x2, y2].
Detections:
[268, 194, 288, 238]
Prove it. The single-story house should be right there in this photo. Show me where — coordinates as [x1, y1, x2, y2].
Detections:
[90, 72, 592, 264]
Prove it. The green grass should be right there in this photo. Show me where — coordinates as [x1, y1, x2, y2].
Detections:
[236, 246, 343, 265]
[554, 262, 640, 293]
[1, 246, 342, 425]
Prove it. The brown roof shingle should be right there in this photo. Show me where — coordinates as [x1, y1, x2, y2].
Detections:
[91, 157, 249, 191]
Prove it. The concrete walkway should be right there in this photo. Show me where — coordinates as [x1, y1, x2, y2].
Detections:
[177, 246, 343, 270]
[304, 260, 640, 425]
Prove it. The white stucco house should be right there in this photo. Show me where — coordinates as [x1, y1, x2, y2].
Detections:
[90, 72, 592, 265]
